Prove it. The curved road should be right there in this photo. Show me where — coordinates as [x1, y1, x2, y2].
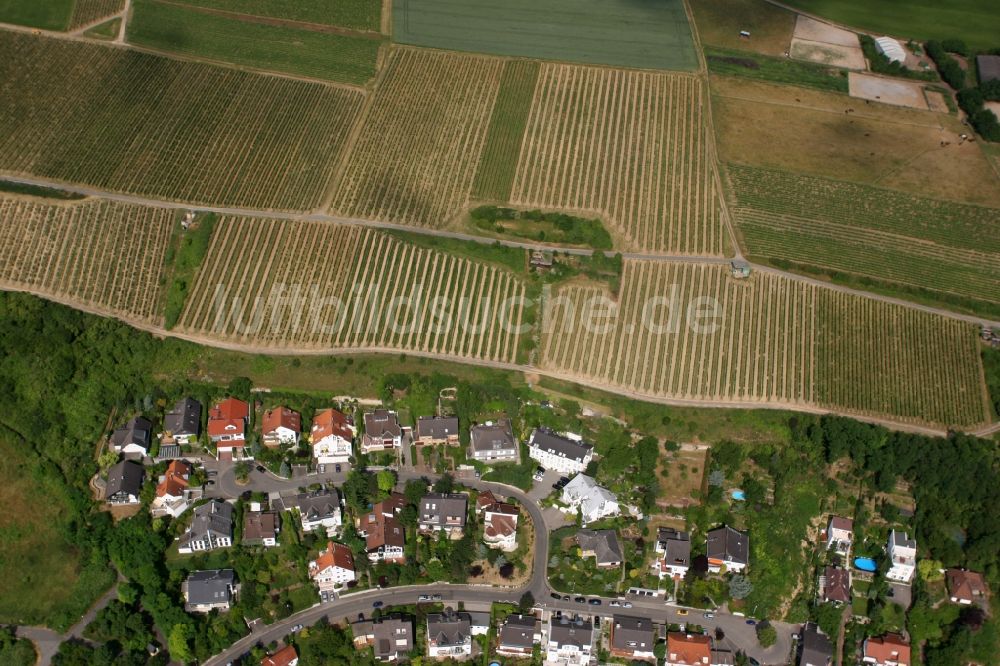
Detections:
[203, 464, 794, 665]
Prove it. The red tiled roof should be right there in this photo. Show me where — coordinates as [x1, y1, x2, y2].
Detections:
[824, 566, 851, 603]
[376, 492, 408, 516]
[946, 569, 986, 602]
[865, 633, 910, 665]
[477, 490, 498, 512]
[156, 460, 191, 498]
[829, 516, 853, 532]
[312, 541, 355, 576]
[485, 514, 517, 539]
[366, 513, 405, 550]
[209, 397, 249, 421]
[261, 644, 297, 666]
[311, 408, 354, 442]
[666, 632, 711, 664]
[262, 406, 301, 436]
[208, 418, 245, 440]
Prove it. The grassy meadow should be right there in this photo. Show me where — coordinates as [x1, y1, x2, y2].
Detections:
[170, 0, 380, 31]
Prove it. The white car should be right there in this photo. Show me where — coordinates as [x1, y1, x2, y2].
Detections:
[622, 602, 633, 608]
[418, 595, 431, 601]
[609, 600, 621, 607]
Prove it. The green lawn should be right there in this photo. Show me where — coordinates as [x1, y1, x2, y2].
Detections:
[172, 0, 380, 31]
[393, 0, 698, 71]
[0, 0, 73, 30]
[84, 17, 121, 40]
[706, 47, 849, 92]
[128, 0, 380, 84]
[779, 0, 1000, 50]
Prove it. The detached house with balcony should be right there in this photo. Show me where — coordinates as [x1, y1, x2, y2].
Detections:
[178, 500, 233, 553]
[497, 614, 540, 657]
[261, 406, 300, 447]
[106, 460, 144, 505]
[946, 569, 986, 605]
[469, 419, 518, 463]
[561, 474, 619, 524]
[609, 615, 655, 662]
[110, 416, 153, 457]
[354, 615, 414, 662]
[706, 526, 749, 574]
[528, 428, 593, 474]
[426, 611, 473, 659]
[152, 460, 201, 518]
[820, 566, 851, 604]
[415, 416, 459, 445]
[360, 497, 406, 564]
[577, 529, 623, 568]
[208, 397, 250, 461]
[162, 397, 201, 446]
[863, 633, 910, 666]
[261, 645, 298, 666]
[826, 516, 853, 558]
[290, 488, 342, 536]
[885, 530, 916, 583]
[483, 501, 520, 551]
[419, 492, 467, 537]
[183, 569, 237, 613]
[309, 541, 356, 592]
[654, 527, 691, 580]
[243, 508, 280, 547]
[665, 632, 712, 666]
[546, 614, 594, 665]
[311, 408, 355, 464]
[362, 409, 402, 454]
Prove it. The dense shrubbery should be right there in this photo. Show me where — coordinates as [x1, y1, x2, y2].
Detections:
[956, 88, 1000, 141]
[859, 35, 936, 81]
[925, 41, 966, 89]
[470, 205, 613, 249]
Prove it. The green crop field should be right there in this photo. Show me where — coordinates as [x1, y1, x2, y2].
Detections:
[728, 165, 1000, 313]
[393, 0, 698, 72]
[0, 0, 73, 29]
[128, 0, 380, 84]
[779, 0, 999, 50]
[70, 0, 124, 29]
[0, 32, 363, 210]
[171, 0, 380, 31]
[471, 60, 540, 202]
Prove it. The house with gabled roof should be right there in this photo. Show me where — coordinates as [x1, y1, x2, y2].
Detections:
[469, 419, 518, 462]
[826, 516, 853, 558]
[208, 397, 250, 460]
[561, 473, 619, 524]
[178, 500, 233, 553]
[862, 633, 910, 666]
[110, 416, 153, 457]
[706, 525, 749, 573]
[290, 488, 342, 535]
[946, 569, 986, 605]
[261, 644, 298, 666]
[577, 528, 623, 568]
[496, 613, 540, 657]
[610, 615, 655, 661]
[416, 416, 459, 445]
[243, 510, 280, 547]
[355, 615, 413, 662]
[360, 502, 406, 563]
[362, 409, 402, 453]
[163, 397, 201, 446]
[799, 622, 832, 666]
[309, 541, 356, 592]
[183, 569, 237, 613]
[821, 566, 851, 604]
[419, 492, 467, 537]
[654, 527, 691, 580]
[528, 428, 593, 474]
[106, 460, 144, 505]
[262, 406, 300, 447]
[665, 631, 712, 665]
[546, 614, 593, 664]
[483, 502, 519, 551]
[311, 408, 355, 464]
[426, 611, 473, 658]
[151, 460, 201, 518]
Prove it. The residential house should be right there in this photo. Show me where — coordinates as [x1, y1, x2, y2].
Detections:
[360, 502, 406, 563]
[183, 569, 237, 613]
[496, 614, 540, 657]
[426, 611, 473, 658]
[609, 615, 655, 662]
[561, 474, 619, 524]
[352, 619, 375, 649]
[291, 488, 342, 535]
[476, 490, 500, 512]
[105, 460, 144, 505]
[415, 416, 459, 445]
[821, 566, 851, 604]
[357, 615, 413, 662]
[162, 398, 201, 445]
[243, 509, 280, 547]
[208, 397, 250, 461]
[862, 633, 910, 666]
[309, 541, 356, 592]
[178, 500, 233, 553]
[261, 406, 300, 447]
[546, 614, 593, 665]
[946, 569, 986, 605]
[654, 528, 691, 580]
[528, 428, 593, 474]
[262, 645, 298, 666]
[799, 622, 832, 666]
[576, 529, 623, 568]
[826, 516, 854, 558]
[885, 530, 916, 583]
[152, 460, 200, 518]
[419, 492, 468, 536]
[665, 632, 711, 666]
[362, 409, 402, 453]
[483, 502, 520, 551]
[110, 416, 153, 457]
[469, 419, 518, 463]
[311, 408, 355, 464]
[706, 526, 749, 574]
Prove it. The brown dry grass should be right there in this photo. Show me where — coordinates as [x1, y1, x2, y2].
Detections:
[710, 76, 1000, 207]
[656, 444, 708, 509]
[689, 0, 795, 57]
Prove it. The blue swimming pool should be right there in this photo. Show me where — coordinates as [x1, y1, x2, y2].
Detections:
[731, 490, 746, 501]
[854, 557, 877, 572]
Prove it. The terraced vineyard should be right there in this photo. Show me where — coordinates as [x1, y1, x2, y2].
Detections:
[816, 290, 987, 428]
[69, 0, 124, 29]
[0, 196, 174, 322]
[729, 165, 1000, 305]
[178, 217, 527, 364]
[511, 64, 725, 254]
[0, 32, 363, 210]
[329, 48, 504, 227]
[540, 261, 989, 427]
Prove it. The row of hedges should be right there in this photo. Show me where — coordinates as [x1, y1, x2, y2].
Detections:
[925, 41, 965, 89]
[925, 40, 1000, 141]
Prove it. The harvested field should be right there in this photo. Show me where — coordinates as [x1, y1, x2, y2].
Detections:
[329, 48, 503, 227]
[511, 64, 725, 254]
[393, 0, 697, 71]
[728, 165, 1000, 306]
[0, 32, 363, 210]
[689, 0, 795, 57]
[0, 195, 175, 323]
[178, 217, 527, 364]
[848, 73, 928, 110]
[70, 0, 124, 29]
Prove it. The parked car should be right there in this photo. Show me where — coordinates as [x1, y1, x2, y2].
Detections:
[373, 601, 384, 608]
[609, 600, 621, 607]
[676, 609, 688, 616]
[574, 597, 585, 603]
[432, 594, 442, 601]
[622, 602, 633, 608]
[418, 595, 431, 602]
[745, 619, 756, 625]
[256, 465, 265, 473]
[474, 469, 481, 479]
[703, 612, 715, 619]
[588, 598, 601, 605]
[291, 624, 303, 632]
[318, 464, 326, 474]
[533, 467, 546, 481]
[335, 463, 342, 473]
[551, 592, 562, 600]
[562, 595, 570, 601]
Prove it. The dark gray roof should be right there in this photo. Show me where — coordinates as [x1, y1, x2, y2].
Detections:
[977, 55, 1000, 83]
[890, 529, 916, 549]
[106, 460, 144, 497]
[184, 500, 233, 541]
[499, 614, 537, 649]
[165, 398, 201, 437]
[707, 526, 749, 565]
[110, 416, 152, 450]
[416, 416, 459, 440]
[800, 622, 832, 666]
[658, 527, 691, 567]
[577, 528, 623, 565]
[611, 615, 654, 651]
[549, 615, 593, 649]
[427, 612, 471, 647]
[470, 419, 516, 452]
[364, 410, 401, 438]
[373, 615, 413, 658]
[294, 488, 340, 521]
[185, 569, 234, 605]
[529, 428, 592, 462]
[420, 493, 467, 528]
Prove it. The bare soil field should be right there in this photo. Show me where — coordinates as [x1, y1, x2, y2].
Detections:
[790, 15, 865, 69]
[848, 73, 928, 110]
[710, 76, 1000, 207]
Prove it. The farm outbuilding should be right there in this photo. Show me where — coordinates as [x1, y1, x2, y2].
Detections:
[730, 259, 751, 278]
[874, 37, 906, 64]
